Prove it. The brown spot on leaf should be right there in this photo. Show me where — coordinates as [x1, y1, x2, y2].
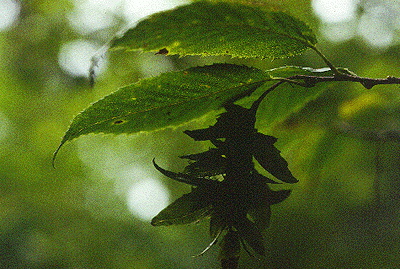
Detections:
[113, 120, 125, 125]
[155, 48, 169, 55]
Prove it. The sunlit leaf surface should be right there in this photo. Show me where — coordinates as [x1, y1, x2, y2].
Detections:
[55, 64, 270, 155]
[111, 1, 317, 58]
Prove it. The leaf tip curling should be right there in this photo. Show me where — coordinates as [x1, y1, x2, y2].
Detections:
[52, 142, 63, 169]
[52, 134, 70, 168]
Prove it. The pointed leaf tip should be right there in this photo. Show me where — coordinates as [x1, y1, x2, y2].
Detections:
[58, 64, 270, 149]
[52, 141, 64, 168]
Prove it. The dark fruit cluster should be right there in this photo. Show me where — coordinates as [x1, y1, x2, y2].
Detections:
[152, 96, 298, 268]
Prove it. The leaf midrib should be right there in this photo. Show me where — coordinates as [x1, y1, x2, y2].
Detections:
[71, 79, 270, 138]
[117, 17, 313, 52]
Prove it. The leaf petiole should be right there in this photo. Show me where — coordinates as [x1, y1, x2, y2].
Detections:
[308, 44, 341, 76]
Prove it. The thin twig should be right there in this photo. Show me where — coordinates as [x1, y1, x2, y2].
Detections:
[250, 70, 400, 116]
[280, 73, 400, 89]
[309, 46, 341, 75]
[250, 80, 286, 114]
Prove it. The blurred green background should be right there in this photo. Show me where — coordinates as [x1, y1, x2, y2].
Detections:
[1, 0, 400, 268]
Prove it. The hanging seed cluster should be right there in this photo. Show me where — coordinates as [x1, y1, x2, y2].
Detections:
[152, 97, 298, 268]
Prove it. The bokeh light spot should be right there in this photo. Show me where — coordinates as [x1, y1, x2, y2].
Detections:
[320, 20, 357, 43]
[68, 0, 188, 35]
[357, 5, 397, 48]
[0, 0, 20, 30]
[312, 0, 359, 23]
[339, 93, 382, 119]
[58, 39, 106, 78]
[122, 0, 188, 22]
[68, 0, 123, 35]
[127, 177, 170, 221]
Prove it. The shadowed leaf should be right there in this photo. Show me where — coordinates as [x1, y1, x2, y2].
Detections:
[151, 188, 212, 226]
[248, 206, 272, 232]
[251, 170, 281, 184]
[184, 104, 256, 141]
[235, 217, 266, 256]
[219, 230, 241, 268]
[253, 133, 298, 183]
[180, 148, 227, 177]
[266, 189, 292, 205]
[153, 159, 218, 187]
[210, 213, 227, 239]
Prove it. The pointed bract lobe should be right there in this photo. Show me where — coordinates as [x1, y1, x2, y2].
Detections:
[110, 1, 317, 58]
[218, 230, 241, 266]
[210, 214, 228, 239]
[184, 104, 256, 141]
[234, 217, 266, 256]
[253, 133, 298, 183]
[153, 159, 218, 187]
[247, 205, 272, 232]
[180, 148, 227, 177]
[151, 188, 213, 226]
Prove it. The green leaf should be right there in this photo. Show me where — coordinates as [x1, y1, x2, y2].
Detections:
[110, 1, 317, 58]
[151, 188, 212, 226]
[55, 64, 269, 156]
[255, 66, 338, 130]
